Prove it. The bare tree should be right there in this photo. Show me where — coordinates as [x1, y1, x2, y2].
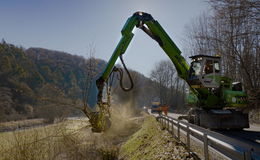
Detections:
[82, 44, 100, 117]
[150, 60, 175, 104]
[209, 0, 259, 89]
[185, 0, 260, 108]
[150, 60, 187, 110]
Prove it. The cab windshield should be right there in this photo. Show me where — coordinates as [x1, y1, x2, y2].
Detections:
[204, 60, 213, 74]
[190, 61, 202, 76]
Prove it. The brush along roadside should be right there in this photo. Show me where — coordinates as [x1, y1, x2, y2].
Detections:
[0, 111, 144, 160]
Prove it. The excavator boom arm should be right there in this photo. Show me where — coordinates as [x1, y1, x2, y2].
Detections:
[98, 12, 189, 90]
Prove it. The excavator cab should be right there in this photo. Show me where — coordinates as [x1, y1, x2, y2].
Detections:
[188, 55, 221, 88]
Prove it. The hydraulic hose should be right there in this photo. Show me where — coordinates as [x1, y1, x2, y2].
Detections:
[110, 55, 134, 92]
[119, 54, 134, 91]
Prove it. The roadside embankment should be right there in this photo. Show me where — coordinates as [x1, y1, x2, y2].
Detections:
[119, 116, 196, 160]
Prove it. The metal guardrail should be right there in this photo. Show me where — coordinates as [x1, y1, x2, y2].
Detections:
[157, 115, 260, 160]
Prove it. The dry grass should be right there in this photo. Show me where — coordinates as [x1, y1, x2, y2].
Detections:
[0, 104, 144, 160]
[0, 118, 107, 160]
[0, 120, 74, 160]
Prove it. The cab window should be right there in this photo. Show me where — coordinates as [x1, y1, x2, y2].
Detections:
[190, 61, 202, 76]
[204, 60, 213, 74]
[214, 61, 220, 73]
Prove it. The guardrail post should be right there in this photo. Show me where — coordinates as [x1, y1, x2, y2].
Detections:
[166, 119, 168, 129]
[187, 126, 190, 152]
[203, 133, 209, 160]
[168, 119, 170, 130]
[244, 150, 251, 160]
[171, 120, 174, 135]
[177, 121, 180, 141]
[166, 118, 168, 129]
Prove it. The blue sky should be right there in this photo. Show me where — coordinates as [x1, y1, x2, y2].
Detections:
[0, 0, 210, 76]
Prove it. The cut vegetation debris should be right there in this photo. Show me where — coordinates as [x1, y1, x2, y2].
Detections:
[119, 116, 196, 160]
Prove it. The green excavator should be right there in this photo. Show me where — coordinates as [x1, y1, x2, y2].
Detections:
[84, 12, 249, 132]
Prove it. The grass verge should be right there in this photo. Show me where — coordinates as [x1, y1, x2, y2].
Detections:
[119, 116, 195, 160]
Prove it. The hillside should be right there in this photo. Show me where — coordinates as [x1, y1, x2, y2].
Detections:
[0, 41, 107, 122]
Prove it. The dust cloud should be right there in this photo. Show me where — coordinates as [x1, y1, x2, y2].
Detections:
[80, 102, 146, 159]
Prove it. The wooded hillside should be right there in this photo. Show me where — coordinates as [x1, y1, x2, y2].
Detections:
[0, 41, 107, 122]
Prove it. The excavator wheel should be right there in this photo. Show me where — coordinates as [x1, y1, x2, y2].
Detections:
[185, 108, 201, 126]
